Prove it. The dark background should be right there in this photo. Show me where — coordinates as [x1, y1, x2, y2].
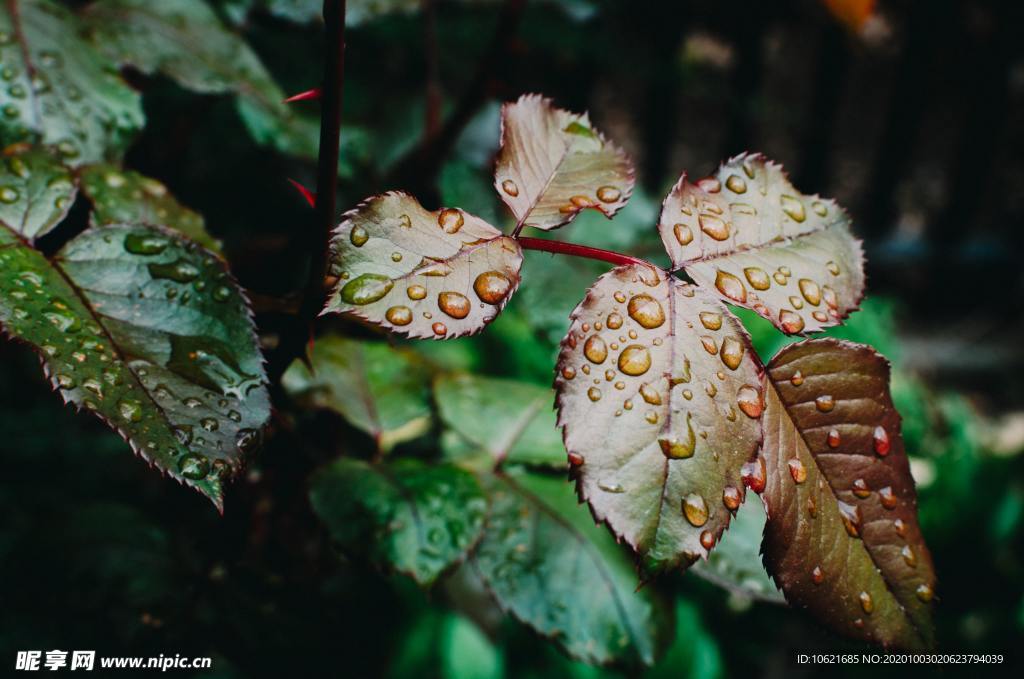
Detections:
[2, 0, 1023, 676]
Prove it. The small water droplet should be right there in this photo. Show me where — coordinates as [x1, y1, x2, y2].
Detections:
[201, 417, 219, 432]
[714, 270, 747, 303]
[673, 223, 693, 245]
[725, 174, 747, 194]
[815, 394, 835, 412]
[915, 583, 934, 602]
[618, 344, 651, 376]
[719, 336, 744, 370]
[837, 500, 861, 537]
[568, 452, 584, 466]
[879, 486, 897, 510]
[858, 591, 874, 614]
[583, 334, 607, 364]
[826, 260, 840, 276]
[788, 458, 807, 483]
[587, 386, 602, 402]
[501, 179, 519, 196]
[349, 225, 369, 246]
[737, 385, 762, 418]
[743, 267, 770, 290]
[700, 530, 715, 550]
[812, 566, 825, 584]
[407, 284, 427, 300]
[902, 545, 917, 568]
[698, 311, 721, 331]
[799, 279, 821, 306]
[852, 478, 871, 498]
[723, 486, 741, 511]
[780, 194, 806, 222]
[385, 305, 412, 325]
[117, 398, 142, 422]
[598, 480, 624, 493]
[741, 456, 766, 493]
[827, 429, 841, 448]
[873, 426, 890, 456]
[780, 309, 805, 333]
[700, 336, 717, 354]
[682, 493, 709, 527]
[639, 382, 662, 406]
[790, 370, 804, 386]
[596, 186, 621, 203]
[431, 321, 447, 336]
[179, 453, 210, 480]
[894, 518, 906, 537]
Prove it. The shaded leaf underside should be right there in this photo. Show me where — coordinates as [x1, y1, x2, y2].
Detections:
[760, 338, 935, 648]
[555, 264, 762, 574]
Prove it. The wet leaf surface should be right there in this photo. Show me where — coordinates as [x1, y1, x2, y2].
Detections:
[472, 469, 672, 667]
[282, 336, 432, 453]
[760, 338, 936, 648]
[0, 218, 269, 508]
[658, 153, 864, 335]
[309, 457, 487, 586]
[435, 373, 565, 469]
[324, 192, 522, 339]
[0, 147, 75, 241]
[555, 264, 762, 574]
[494, 94, 633, 231]
[0, 0, 143, 164]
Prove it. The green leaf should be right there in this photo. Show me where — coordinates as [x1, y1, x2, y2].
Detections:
[324, 192, 523, 339]
[282, 336, 432, 453]
[555, 264, 762, 574]
[760, 338, 936, 648]
[0, 0, 143, 164]
[0, 218, 269, 507]
[494, 94, 634, 231]
[309, 457, 488, 586]
[0, 147, 76, 241]
[78, 163, 220, 252]
[658, 153, 864, 335]
[435, 373, 565, 469]
[472, 469, 673, 667]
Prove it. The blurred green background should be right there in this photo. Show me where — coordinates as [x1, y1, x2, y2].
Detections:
[2, 0, 1023, 676]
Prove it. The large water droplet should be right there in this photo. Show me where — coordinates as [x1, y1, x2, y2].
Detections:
[798, 279, 821, 306]
[385, 305, 412, 325]
[714, 270, 747, 303]
[720, 336, 744, 370]
[699, 213, 730, 241]
[583, 335, 607, 364]
[437, 208, 464, 233]
[737, 385, 762, 418]
[627, 294, 665, 329]
[124, 232, 170, 256]
[438, 291, 471, 319]
[725, 174, 747, 194]
[683, 493, 709, 527]
[779, 310, 805, 334]
[179, 453, 210, 480]
[340, 274, 393, 305]
[473, 271, 512, 304]
[743, 267, 770, 290]
[659, 413, 695, 459]
[148, 259, 200, 283]
[698, 311, 722, 331]
[618, 344, 651, 376]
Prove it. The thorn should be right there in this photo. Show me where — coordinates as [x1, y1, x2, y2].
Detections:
[283, 87, 322, 104]
[286, 178, 316, 207]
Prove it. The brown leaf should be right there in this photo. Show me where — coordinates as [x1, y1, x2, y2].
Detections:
[761, 338, 936, 648]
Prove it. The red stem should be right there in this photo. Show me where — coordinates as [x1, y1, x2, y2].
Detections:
[516, 237, 657, 270]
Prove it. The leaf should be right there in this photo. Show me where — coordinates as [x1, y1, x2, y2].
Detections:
[658, 153, 864, 335]
[78, 163, 220, 252]
[472, 469, 672, 667]
[0, 218, 269, 508]
[323, 192, 523, 339]
[0, 0, 143, 165]
[760, 338, 936, 648]
[691, 497, 784, 605]
[435, 373, 565, 469]
[309, 457, 487, 586]
[555, 264, 763, 574]
[0, 147, 76, 241]
[493, 94, 633, 231]
[282, 336, 432, 453]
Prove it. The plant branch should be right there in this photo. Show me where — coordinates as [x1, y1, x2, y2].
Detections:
[517, 237, 657, 270]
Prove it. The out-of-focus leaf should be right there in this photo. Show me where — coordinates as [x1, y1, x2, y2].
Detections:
[823, 0, 877, 31]
[555, 264, 762, 574]
[435, 373, 564, 469]
[0, 147, 76, 241]
[0, 219, 269, 507]
[309, 457, 487, 586]
[0, 0, 143, 164]
[442, 615, 504, 679]
[493, 94, 633, 231]
[692, 497, 784, 605]
[282, 336, 432, 452]
[324, 192, 522, 339]
[473, 469, 673, 667]
[659, 153, 864, 335]
[760, 339, 936, 648]
[644, 600, 723, 679]
[79, 163, 220, 252]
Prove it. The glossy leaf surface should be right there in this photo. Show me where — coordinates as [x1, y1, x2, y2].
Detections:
[282, 336, 432, 453]
[761, 338, 935, 648]
[324, 192, 522, 339]
[555, 264, 762, 573]
[309, 457, 487, 586]
[658, 153, 864, 335]
[494, 94, 633, 231]
[472, 469, 672, 666]
[0, 147, 76, 241]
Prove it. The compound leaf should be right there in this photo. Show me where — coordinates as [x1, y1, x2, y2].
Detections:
[555, 264, 762, 574]
[282, 336, 432, 453]
[658, 153, 864, 335]
[435, 373, 565, 469]
[0, 218, 269, 508]
[0, 0, 143, 165]
[760, 338, 936, 648]
[79, 163, 220, 252]
[309, 457, 487, 586]
[472, 469, 672, 667]
[0, 147, 76, 241]
[324, 192, 522, 339]
[494, 94, 633, 231]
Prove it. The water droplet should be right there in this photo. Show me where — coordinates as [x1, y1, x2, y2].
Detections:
[696, 177, 721, 193]
[780, 194, 806, 222]
[725, 174, 747, 194]
[148, 259, 200, 283]
[587, 386, 602, 402]
[812, 566, 824, 584]
[55, 373, 75, 389]
[743, 267, 770, 290]
[568, 452, 584, 466]
[700, 336, 717, 354]
[201, 417, 219, 432]
[638, 382, 661, 406]
[618, 344, 651, 376]
[228, 410, 242, 423]
[852, 478, 871, 498]
[598, 480, 624, 493]
[597, 186, 621, 203]
[826, 260, 840, 276]
[349, 225, 368, 246]
[720, 336, 744, 370]
[501, 179, 519, 196]
[340, 273, 393, 305]
[473, 271, 512, 304]
[696, 312, 720, 332]
[827, 429, 841, 448]
[385, 305, 412, 325]
[815, 394, 835, 412]
[236, 428, 259, 453]
[878, 486, 897, 510]
[722, 486, 741, 511]
[894, 518, 907, 537]
[659, 414, 695, 459]
[714, 270, 747, 303]
[837, 500, 861, 537]
[0, 184, 17, 204]
[583, 334, 607, 364]
[873, 426, 890, 456]
[812, 201, 828, 217]
[183, 396, 202, 408]
[407, 284, 427, 300]
[779, 309, 805, 334]
[699, 213, 730, 240]
[438, 208, 464, 233]
[179, 453, 210, 480]
[915, 584, 934, 602]
[798, 279, 821, 306]
[788, 458, 807, 483]
[673, 223, 693, 246]
[741, 456, 766, 493]
[858, 591, 874, 614]
[790, 370, 804, 386]
[902, 545, 917, 568]
[627, 294, 665, 329]
[737, 385, 762, 418]
[116, 398, 142, 422]
[681, 493, 709, 527]
[431, 322, 447, 336]
[438, 291, 471, 319]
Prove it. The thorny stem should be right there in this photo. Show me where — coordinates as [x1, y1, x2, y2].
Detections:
[516, 237, 658, 270]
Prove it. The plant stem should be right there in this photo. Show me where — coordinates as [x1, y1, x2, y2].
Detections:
[516, 237, 657, 270]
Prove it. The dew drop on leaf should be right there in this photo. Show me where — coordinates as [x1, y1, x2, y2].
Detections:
[340, 273, 393, 305]
[385, 305, 412, 325]
[714, 270, 747, 303]
[438, 291, 471, 319]
[814, 394, 835, 412]
[617, 344, 651, 376]
[873, 425, 890, 456]
[682, 493, 708, 527]
[473, 271, 512, 304]
[626, 294, 665, 329]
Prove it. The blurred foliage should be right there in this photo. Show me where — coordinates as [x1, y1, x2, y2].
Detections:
[2, 0, 1023, 676]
